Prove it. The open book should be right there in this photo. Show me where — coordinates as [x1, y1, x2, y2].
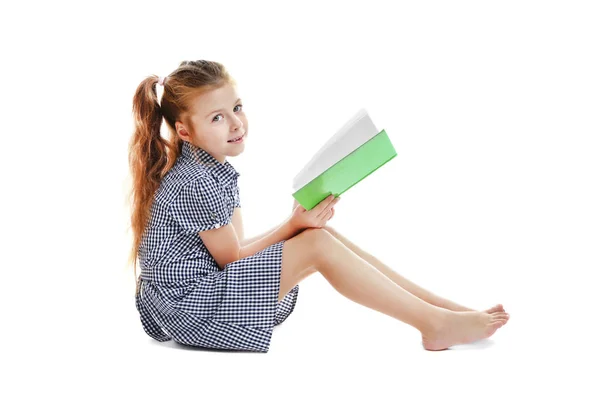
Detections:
[292, 108, 397, 210]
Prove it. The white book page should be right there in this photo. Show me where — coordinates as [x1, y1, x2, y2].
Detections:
[292, 108, 379, 191]
[301, 108, 369, 168]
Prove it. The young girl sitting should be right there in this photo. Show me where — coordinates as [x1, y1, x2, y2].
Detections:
[128, 59, 510, 353]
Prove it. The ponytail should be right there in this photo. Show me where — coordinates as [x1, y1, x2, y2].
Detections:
[127, 76, 176, 287]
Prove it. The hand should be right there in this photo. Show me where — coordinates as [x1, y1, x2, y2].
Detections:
[292, 198, 300, 213]
[289, 194, 340, 231]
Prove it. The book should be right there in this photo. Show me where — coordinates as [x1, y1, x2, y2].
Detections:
[292, 108, 397, 211]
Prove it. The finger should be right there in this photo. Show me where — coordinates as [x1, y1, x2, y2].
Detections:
[316, 207, 330, 220]
[322, 195, 340, 212]
[313, 195, 338, 220]
[310, 196, 334, 215]
[317, 194, 335, 208]
[317, 205, 334, 221]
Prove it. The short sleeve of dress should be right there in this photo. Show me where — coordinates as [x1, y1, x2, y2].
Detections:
[170, 176, 230, 233]
[232, 183, 241, 208]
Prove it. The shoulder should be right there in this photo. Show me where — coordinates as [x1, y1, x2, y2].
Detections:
[157, 159, 213, 202]
[166, 158, 211, 186]
[171, 172, 225, 210]
[168, 171, 231, 233]
[183, 173, 222, 198]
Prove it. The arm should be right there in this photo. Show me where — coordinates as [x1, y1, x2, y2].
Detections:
[239, 218, 302, 260]
[232, 207, 282, 246]
[199, 218, 301, 270]
[241, 222, 284, 246]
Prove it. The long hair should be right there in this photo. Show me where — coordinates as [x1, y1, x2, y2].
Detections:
[127, 60, 236, 292]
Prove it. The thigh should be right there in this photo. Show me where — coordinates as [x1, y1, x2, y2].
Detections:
[279, 228, 327, 301]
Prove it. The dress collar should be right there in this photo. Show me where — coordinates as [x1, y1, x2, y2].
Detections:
[181, 141, 240, 186]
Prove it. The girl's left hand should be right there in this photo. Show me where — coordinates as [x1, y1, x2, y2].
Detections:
[290, 196, 337, 230]
[292, 198, 336, 217]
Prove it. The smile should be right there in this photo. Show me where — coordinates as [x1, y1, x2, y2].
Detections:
[228, 134, 245, 144]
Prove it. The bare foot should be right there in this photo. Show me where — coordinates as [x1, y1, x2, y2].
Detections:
[421, 310, 510, 351]
[483, 304, 505, 314]
[439, 302, 504, 314]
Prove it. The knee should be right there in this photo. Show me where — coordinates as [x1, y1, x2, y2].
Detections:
[298, 228, 336, 259]
[299, 227, 333, 241]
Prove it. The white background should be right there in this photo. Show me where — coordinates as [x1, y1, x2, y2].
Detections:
[2, 0, 598, 404]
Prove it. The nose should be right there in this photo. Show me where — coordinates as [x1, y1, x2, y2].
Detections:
[231, 116, 244, 131]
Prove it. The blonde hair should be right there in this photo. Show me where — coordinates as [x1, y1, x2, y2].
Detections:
[127, 60, 236, 291]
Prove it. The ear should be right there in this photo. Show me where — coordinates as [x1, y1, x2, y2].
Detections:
[175, 121, 192, 142]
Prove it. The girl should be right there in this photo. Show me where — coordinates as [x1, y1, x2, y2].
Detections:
[128, 59, 509, 353]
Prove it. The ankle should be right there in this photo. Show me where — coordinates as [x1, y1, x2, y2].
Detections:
[418, 306, 449, 335]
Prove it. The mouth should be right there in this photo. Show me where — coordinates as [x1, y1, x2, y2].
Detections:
[228, 133, 245, 144]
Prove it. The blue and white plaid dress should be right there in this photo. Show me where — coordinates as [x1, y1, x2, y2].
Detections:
[135, 141, 299, 352]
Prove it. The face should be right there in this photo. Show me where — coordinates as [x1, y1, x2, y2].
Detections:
[175, 82, 248, 163]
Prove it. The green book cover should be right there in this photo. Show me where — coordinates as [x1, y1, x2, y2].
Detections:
[292, 109, 397, 211]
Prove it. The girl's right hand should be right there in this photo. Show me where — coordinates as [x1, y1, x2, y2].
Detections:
[289, 194, 340, 231]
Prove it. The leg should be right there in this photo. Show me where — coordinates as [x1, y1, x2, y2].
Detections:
[323, 225, 503, 314]
[280, 228, 509, 350]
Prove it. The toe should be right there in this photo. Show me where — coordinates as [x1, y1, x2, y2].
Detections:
[485, 321, 503, 337]
[487, 305, 504, 313]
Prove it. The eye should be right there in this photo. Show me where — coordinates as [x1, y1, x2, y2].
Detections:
[212, 104, 243, 122]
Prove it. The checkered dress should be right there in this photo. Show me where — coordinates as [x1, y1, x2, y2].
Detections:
[135, 141, 299, 353]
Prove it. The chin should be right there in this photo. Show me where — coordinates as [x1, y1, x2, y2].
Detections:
[227, 144, 245, 157]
